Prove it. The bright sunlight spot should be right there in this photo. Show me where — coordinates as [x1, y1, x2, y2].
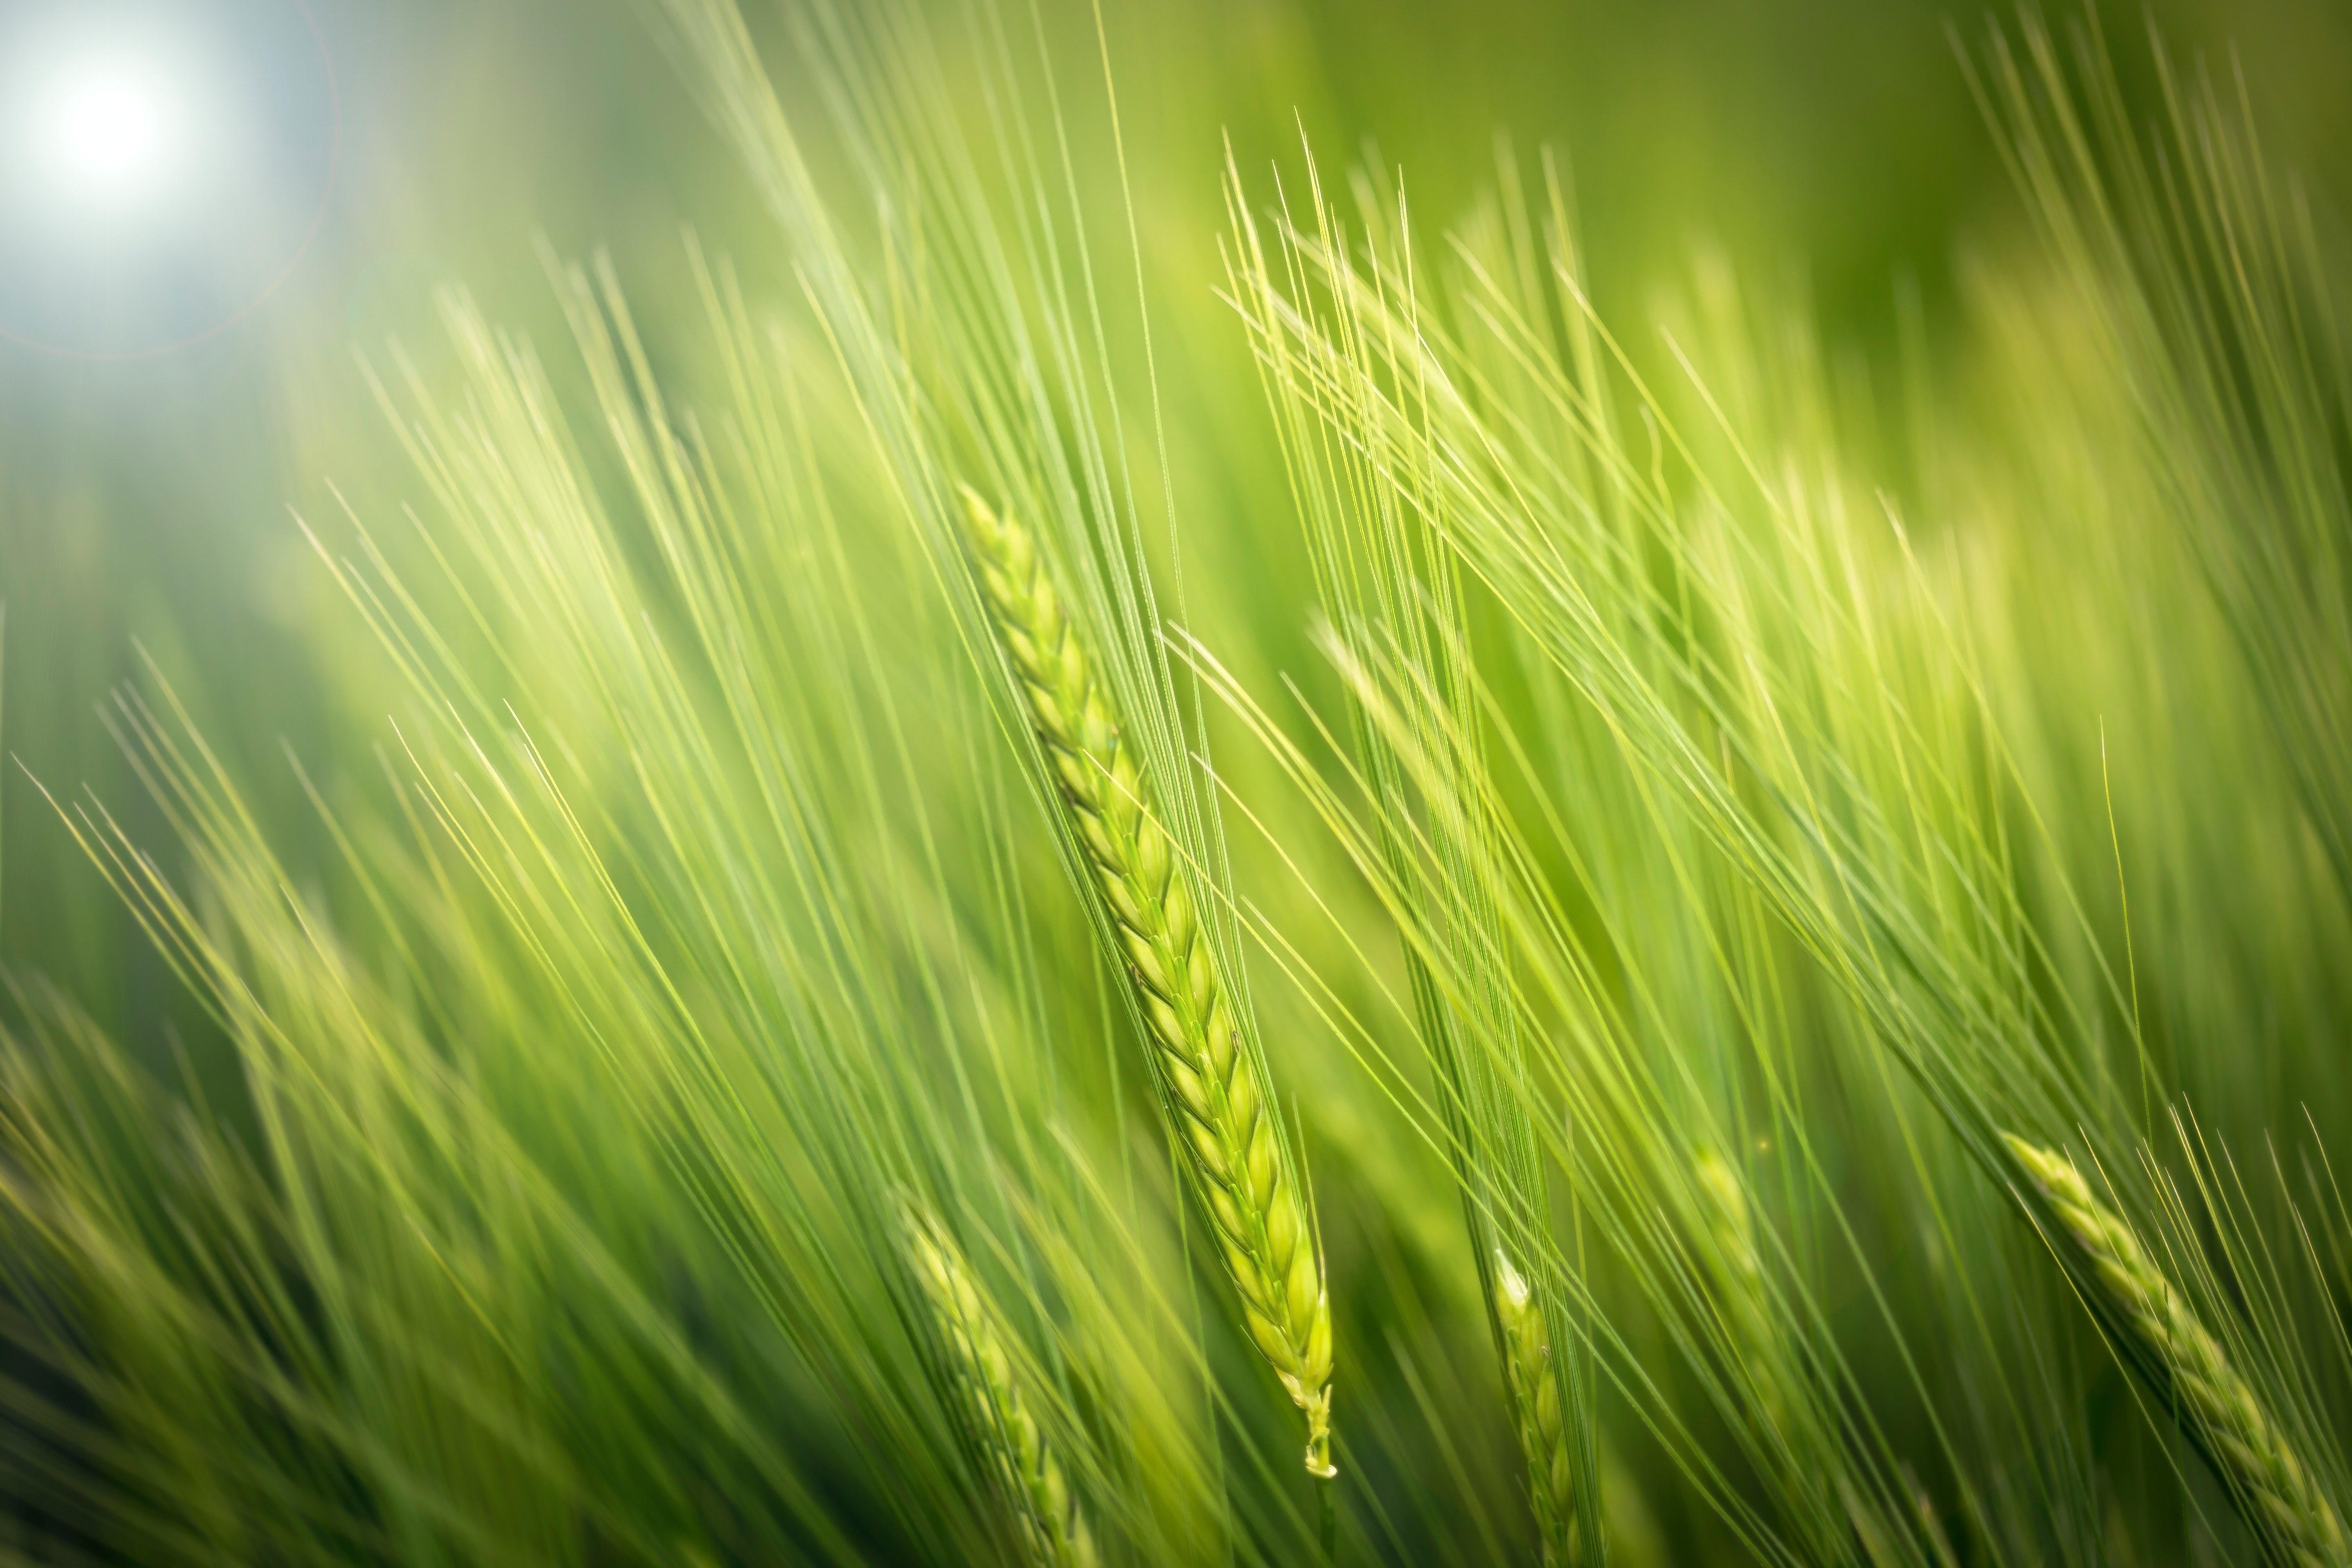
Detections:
[36, 58, 178, 207]
[0, 5, 336, 357]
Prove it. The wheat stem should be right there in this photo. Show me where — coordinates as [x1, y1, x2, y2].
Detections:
[958, 488, 1336, 1479]
[2004, 1134, 2348, 1568]
[902, 1205, 1098, 1568]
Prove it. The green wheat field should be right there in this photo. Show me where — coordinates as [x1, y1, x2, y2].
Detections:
[5, 0, 2352, 1561]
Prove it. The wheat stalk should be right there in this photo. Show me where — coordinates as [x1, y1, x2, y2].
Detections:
[902, 1205, 1099, 1568]
[957, 487, 1336, 1479]
[2003, 1134, 2348, 1568]
[1495, 1250, 1583, 1563]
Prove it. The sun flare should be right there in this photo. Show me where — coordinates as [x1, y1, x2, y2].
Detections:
[37, 59, 177, 207]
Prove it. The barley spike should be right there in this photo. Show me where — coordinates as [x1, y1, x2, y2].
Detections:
[902, 1205, 1099, 1568]
[2003, 1134, 2348, 1568]
[958, 487, 1336, 1479]
[1695, 1150, 1785, 1441]
[1496, 1250, 1583, 1564]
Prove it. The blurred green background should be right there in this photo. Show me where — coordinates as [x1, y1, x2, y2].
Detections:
[5, 0, 2351, 1035]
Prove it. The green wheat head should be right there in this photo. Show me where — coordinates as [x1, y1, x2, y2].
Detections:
[2005, 1134, 2347, 1568]
[16, 0, 2352, 1558]
[956, 486, 1336, 1479]
[1694, 1149, 1785, 1442]
[1495, 1250, 1584, 1564]
[902, 1205, 1098, 1568]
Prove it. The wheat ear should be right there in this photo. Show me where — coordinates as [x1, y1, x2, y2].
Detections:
[902, 1206, 1099, 1568]
[1495, 1251, 1583, 1563]
[958, 488, 1336, 1479]
[1694, 1150, 1786, 1441]
[2003, 1134, 2347, 1568]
